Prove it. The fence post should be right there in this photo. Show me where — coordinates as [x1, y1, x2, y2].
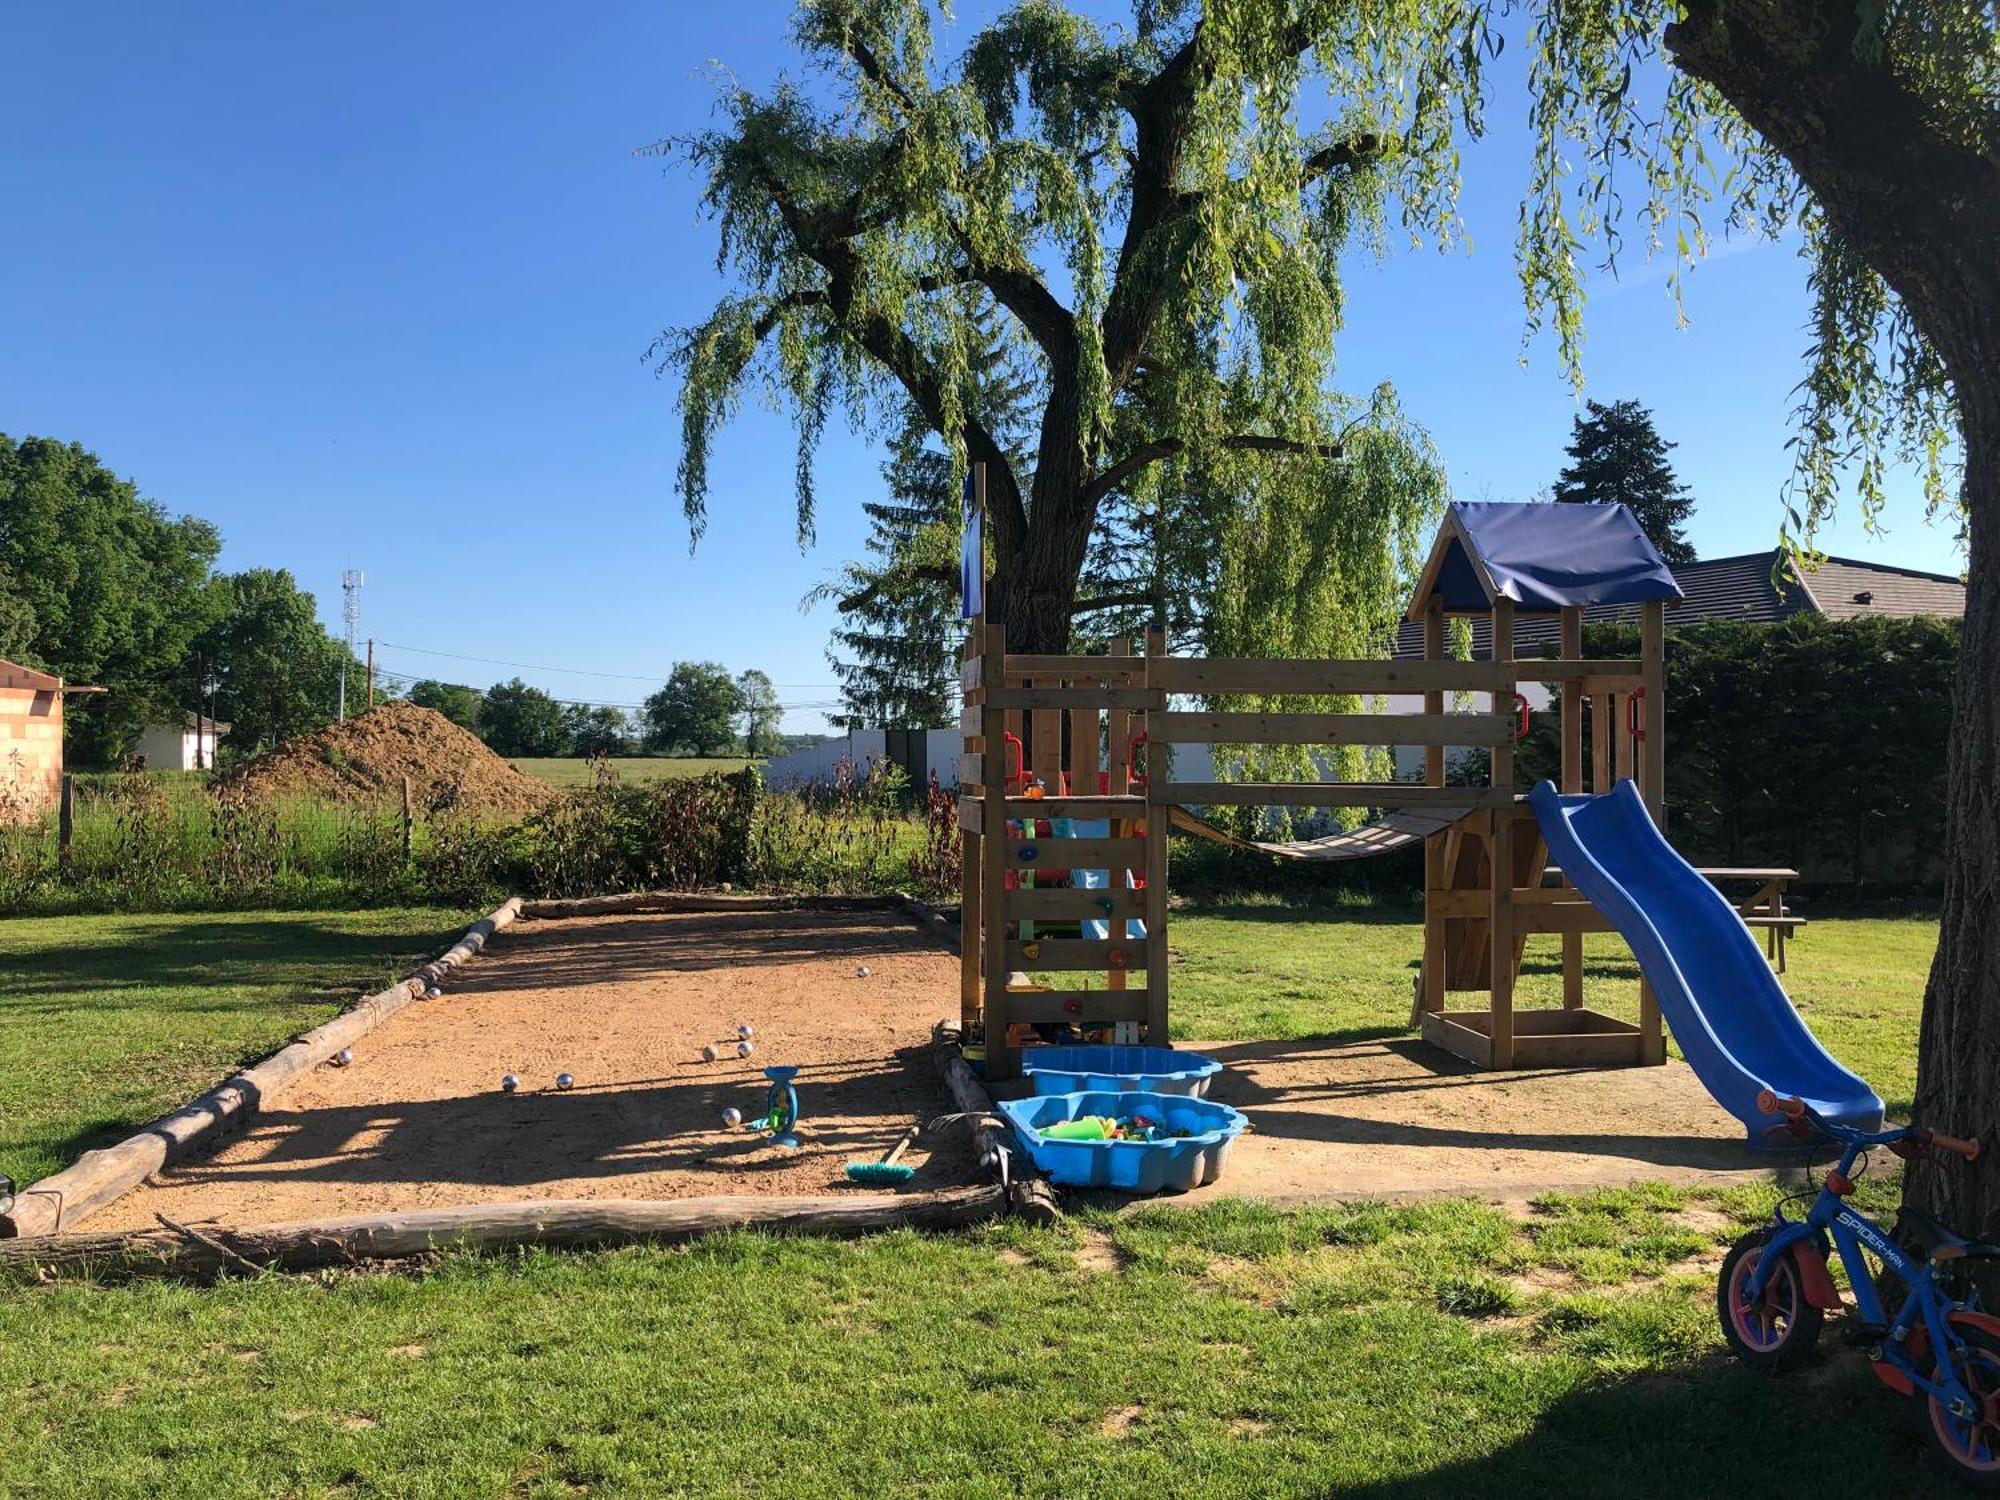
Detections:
[400, 775, 414, 861]
[57, 772, 74, 869]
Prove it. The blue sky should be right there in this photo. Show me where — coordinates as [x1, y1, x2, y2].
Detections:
[0, 3, 1961, 732]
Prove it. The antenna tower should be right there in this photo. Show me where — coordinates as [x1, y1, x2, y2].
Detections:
[339, 569, 364, 719]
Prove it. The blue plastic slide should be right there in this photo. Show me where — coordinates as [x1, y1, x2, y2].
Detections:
[1528, 779, 1883, 1145]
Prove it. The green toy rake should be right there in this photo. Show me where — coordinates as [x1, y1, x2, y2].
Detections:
[844, 1123, 921, 1185]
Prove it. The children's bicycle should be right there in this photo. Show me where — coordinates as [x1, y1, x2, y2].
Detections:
[1720, 1089, 1997, 1486]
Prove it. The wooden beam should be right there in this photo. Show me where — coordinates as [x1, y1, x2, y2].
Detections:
[1421, 597, 1447, 1016]
[1150, 658, 1516, 696]
[979, 618, 1015, 1078]
[1639, 597, 1668, 1064]
[1005, 939, 1147, 970]
[1004, 838, 1144, 870]
[1, 899, 523, 1239]
[1, 1190, 1010, 1279]
[1512, 657, 1646, 682]
[1489, 596, 1517, 1070]
[1007, 888, 1146, 921]
[1164, 783, 1513, 808]
[1000, 654, 1146, 682]
[1144, 627, 1170, 1047]
[1560, 606, 1585, 1011]
[1153, 712, 1512, 747]
[987, 687, 1156, 711]
[1002, 989, 1152, 1025]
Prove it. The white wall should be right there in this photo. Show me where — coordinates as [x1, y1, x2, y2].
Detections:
[134, 722, 225, 772]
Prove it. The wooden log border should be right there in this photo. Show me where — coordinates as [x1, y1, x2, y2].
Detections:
[0, 886, 1053, 1258]
[0, 897, 524, 1240]
[0, 1188, 1008, 1282]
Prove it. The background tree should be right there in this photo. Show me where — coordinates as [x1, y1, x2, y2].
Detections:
[0, 434, 222, 760]
[478, 678, 570, 757]
[565, 703, 632, 758]
[736, 670, 784, 756]
[405, 679, 486, 734]
[643, 663, 745, 756]
[663, 1, 1453, 655]
[1553, 400, 1697, 565]
[188, 569, 353, 756]
[0, 565, 36, 663]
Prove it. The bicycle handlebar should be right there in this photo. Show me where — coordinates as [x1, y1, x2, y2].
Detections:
[1758, 1088, 1979, 1158]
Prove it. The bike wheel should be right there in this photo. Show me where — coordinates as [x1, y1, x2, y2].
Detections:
[1718, 1228, 1824, 1372]
[1925, 1323, 2000, 1490]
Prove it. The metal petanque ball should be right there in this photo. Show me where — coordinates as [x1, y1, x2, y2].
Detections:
[555, 1072, 575, 1091]
[424, 985, 442, 1001]
[855, 964, 871, 978]
[736, 1023, 754, 1041]
[722, 1106, 743, 1128]
[701, 1044, 720, 1063]
[501, 1074, 519, 1093]
[736, 1040, 755, 1058]
[330, 1048, 353, 1068]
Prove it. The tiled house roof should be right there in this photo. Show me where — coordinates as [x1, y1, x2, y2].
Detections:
[1393, 549, 1964, 658]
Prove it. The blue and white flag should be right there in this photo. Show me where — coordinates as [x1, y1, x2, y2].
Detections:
[959, 471, 983, 620]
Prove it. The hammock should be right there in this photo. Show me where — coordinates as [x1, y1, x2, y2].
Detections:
[1168, 804, 1477, 861]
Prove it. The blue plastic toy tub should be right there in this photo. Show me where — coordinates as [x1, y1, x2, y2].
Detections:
[998, 1090, 1248, 1193]
[1019, 1045, 1222, 1098]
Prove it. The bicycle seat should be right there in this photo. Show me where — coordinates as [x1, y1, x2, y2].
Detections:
[1896, 1204, 2000, 1262]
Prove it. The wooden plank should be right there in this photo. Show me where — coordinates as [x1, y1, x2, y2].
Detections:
[1560, 606, 1585, 1010]
[1512, 657, 1646, 682]
[1144, 627, 1170, 1046]
[1698, 867, 1801, 882]
[1489, 596, 1517, 1070]
[961, 828, 982, 1031]
[1153, 712, 1513, 747]
[1514, 903, 1616, 935]
[1003, 795, 1145, 815]
[958, 795, 982, 834]
[1641, 600, 1667, 822]
[1150, 657, 1516, 696]
[1105, 637, 1133, 797]
[979, 616, 1016, 1078]
[1512, 1030, 1647, 1067]
[1421, 598, 1446, 1015]
[960, 655, 982, 689]
[1001, 654, 1146, 682]
[1030, 687, 1061, 791]
[1421, 1010, 1493, 1069]
[1579, 673, 1644, 697]
[1591, 692, 1612, 793]
[1165, 782, 1513, 808]
[1005, 838, 1144, 870]
[1003, 989, 1152, 1025]
[1009, 887, 1146, 921]
[1005, 939, 1147, 971]
[989, 687, 1157, 711]
[960, 753, 983, 784]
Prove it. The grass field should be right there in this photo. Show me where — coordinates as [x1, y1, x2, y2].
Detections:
[0, 901, 1948, 1498]
[509, 756, 757, 788]
[0, 908, 472, 1187]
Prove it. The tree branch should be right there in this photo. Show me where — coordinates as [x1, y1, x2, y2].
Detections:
[1081, 432, 1344, 506]
[1301, 133, 1382, 185]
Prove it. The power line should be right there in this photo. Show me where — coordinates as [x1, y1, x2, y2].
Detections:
[377, 639, 837, 691]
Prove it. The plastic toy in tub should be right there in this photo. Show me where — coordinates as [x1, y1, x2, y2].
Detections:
[998, 1089, 1247, 1193]
[1019, 1044, 1222, 1097]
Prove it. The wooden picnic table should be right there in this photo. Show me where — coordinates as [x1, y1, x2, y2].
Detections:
[1698, 867, 1803, 972]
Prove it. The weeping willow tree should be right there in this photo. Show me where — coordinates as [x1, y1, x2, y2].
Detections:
[660, 0, 1476, 658]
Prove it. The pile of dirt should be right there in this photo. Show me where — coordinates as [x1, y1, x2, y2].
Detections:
[219, 701, 556, 817]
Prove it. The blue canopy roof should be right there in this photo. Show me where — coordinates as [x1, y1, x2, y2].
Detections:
[1408, 502, 1684, 617]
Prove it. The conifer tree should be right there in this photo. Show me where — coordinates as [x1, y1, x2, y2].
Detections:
[1554, 400, 1697, 565]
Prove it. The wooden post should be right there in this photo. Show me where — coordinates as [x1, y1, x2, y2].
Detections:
[366, 639, 376, 710]
[1560, 606, 1585, 1010]
[1591, 691, 1613, 793]
[1488, 597, 1516, 1069]
[1142, 626, 1169, 1048]
[981, 616, 1014, 1076]
[1420, 599, 1447, 1016]
[1106, 637, 1131, 1004]
[57, 772, 74, 869]
[1638, 598, 1668, 1063]
[400, 775, 414, 861]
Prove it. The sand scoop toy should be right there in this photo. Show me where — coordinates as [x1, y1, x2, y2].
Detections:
[741, 1065, 802, 1149]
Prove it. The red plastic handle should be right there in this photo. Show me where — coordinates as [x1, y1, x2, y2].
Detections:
[1626, 687, 1647, 742]
[1513, 693, 1530, 742]
[1126, 732, 1149, 789]
[1757, 1089, 1805, 1119]
[1003, 732, 1025, 788]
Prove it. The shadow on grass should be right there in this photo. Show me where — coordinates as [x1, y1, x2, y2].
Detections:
[1340, 1344, 1933, 1499]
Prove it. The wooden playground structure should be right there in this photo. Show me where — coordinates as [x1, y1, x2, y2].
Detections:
[955, 492, 1778, 1081]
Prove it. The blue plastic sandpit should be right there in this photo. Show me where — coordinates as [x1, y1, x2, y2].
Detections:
[998, 1089, 1248, 1193]
[1019, 1045, 1222, 1098]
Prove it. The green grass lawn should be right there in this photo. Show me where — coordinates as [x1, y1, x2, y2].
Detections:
[509, 756, 757, 788]
[0, 908, 472, 1187]
[1171, 900, 1937, 1115]
[0, 901, 1949, 1498]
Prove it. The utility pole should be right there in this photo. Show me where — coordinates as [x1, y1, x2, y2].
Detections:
[366, 639, 376, 709]
[339, 569, 363, 719]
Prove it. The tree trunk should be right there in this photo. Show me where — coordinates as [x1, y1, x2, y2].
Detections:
[1911, 392, 2000, 1248]
[1663, 1, 2000, 1257]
